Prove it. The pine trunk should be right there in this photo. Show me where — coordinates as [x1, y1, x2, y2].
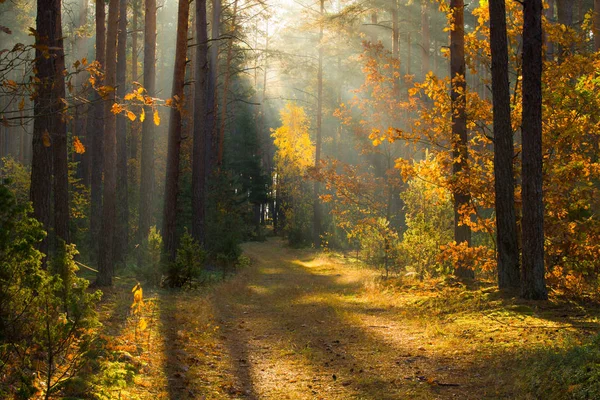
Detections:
[521, 0, 547, 300]
[489, 0, 520, 290]
[138, 0, 157, 253]
[115, 0, 129, 265]
[90, 0, 106, 264]
[313, 0, 324, 247]
[450, 0, 473, 279]
[97, 0, 120, 286]
[192, 0, 209, 244]
[162, 0, 190, 260]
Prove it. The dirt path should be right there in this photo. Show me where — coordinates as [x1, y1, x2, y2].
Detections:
[206, 239, 491, 399]
[129, 238, 590, 399]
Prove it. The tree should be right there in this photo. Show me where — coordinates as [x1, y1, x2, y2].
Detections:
[97, 0, 120, 287]
[90, 0, 106, 263]
[163, 0, 190, 260]
[192, 0, 209, 245]
[31, 0, 69, 260]
[313, 0, 324, 247]
[521, 0, 547, 300]
[139, 0, 157, 257]
[450, 0, 473, 279]
[115, 0, 129, 265]
[489, 0, 520, 289]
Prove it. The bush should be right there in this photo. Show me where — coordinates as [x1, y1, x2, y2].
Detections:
[136, 226, 163, 287]
[163, 231, 206, 288]
[0, 184, 100, 398]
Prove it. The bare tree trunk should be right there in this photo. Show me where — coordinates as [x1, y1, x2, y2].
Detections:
[130, 0, 140, 162]
[391, 0, 399, 96]
[521, 0, 547, 300]
[138, 0, 157, 255]
[115, 0, 129, 265]
[450, 0, 473, 279]
[206, 0, 220, 175]
[97, 0, 120, 286]
[162, 0, 190, 260]
[421, 0, 430, 79]
[90, 0, 106, 264]
[192, 0, 209, 244]
[31, 0, 68, 262]
[217, 0, 239, 165]
[489, 0, 520, 290]
[313, 0, 324, 247]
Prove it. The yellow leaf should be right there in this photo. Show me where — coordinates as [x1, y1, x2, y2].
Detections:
[73, 136, 85, 154]
[127, 111, 136, 121]
[124, 92, 136, 101]
[140, 107, 146, 122]
[153, 109, 160, 126]
[42, 130, 51, 147]
[111, 103, 123, 114]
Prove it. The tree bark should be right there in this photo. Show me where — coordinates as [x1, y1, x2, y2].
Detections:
[421, 0, 430, 79]
[206, 0, 220, 175]
[489, 0, 520, 290]
[192, 0, 209, 244]
[450, 0, 473, 279]
[138, 0, 157, 254]
[521, 0, 547, 300]
[97, 0, 120, 286]
[115, 0, 129, 265]
[162, 0, 190, 260]
[90, 0, 106, 264]
[313, 0, 324, 247]
[31, 0, 68, 261]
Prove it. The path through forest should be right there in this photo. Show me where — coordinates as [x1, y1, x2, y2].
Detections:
[126, 238, 591, 399]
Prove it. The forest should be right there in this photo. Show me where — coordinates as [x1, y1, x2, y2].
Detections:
[1, 0, 600, 397]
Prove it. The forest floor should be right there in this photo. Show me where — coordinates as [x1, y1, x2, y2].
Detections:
[98, 238, 600, 399]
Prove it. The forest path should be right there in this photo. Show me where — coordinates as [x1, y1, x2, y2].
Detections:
[134, 237, 555, 399]
[197, 238, 503, 399]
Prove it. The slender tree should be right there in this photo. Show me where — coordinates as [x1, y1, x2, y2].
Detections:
[206, 0, 220, 173]
[90, 0, 106, 263]
[489, 0, 520, 289]
[421, 0, 430, 79]
[138, 0, 157, 254]
[97, 0, 120, 286]
[31, 0, 69, 259]
[450, 0, 473, 279]
[521, 0, 547, 300]
[594, 0, 600, 51]
[162, 0, 190, 260]
[313, 0, 324, 247]
[192, 0, 209, 244]
[115, 0, 129, 265]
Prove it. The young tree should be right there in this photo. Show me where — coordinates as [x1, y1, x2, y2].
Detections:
[163, 0, 190, 260]
[450, 0, 473, 279]
[97, 0, 120, 286]
[115, 0, 128, 265]
[521, 0, 547, 300]
[139, 0, 157, 255]
[489, 0, 520, 289]
[192, 0, 209, 244]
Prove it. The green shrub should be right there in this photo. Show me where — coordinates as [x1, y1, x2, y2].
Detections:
[136, 226, 163, 286]
[163, 231, 206, 288]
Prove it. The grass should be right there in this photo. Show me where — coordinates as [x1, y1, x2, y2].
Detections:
[87, 238, 600, 399]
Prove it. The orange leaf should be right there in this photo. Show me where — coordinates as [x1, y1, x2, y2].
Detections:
[153, 109, 160, 126]
[127, 111, 136, 121]
[73, 136, 85, 154]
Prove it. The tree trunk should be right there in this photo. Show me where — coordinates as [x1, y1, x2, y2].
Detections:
[115, 0, 129, 265]
[206, 0, 220, 175]
[391, 0, 399, 96]
[31, 0, 68, 262]
[97, 0, 120, 286]
[489, 0, 520, 290]
[192, 0, 209, 244]
[421, 0, 430, 79]
[130, 0, 140, 161]
[138, 0, 157, 254]
[90, 0, 106, 264]
[545, 0, 555, 60]
[313, 0, 324, 247]
[162, 0, 190, 260]
[217, 0, 239, 165]
[521, 0, 547, 300]
[450, 0, 473, 279]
